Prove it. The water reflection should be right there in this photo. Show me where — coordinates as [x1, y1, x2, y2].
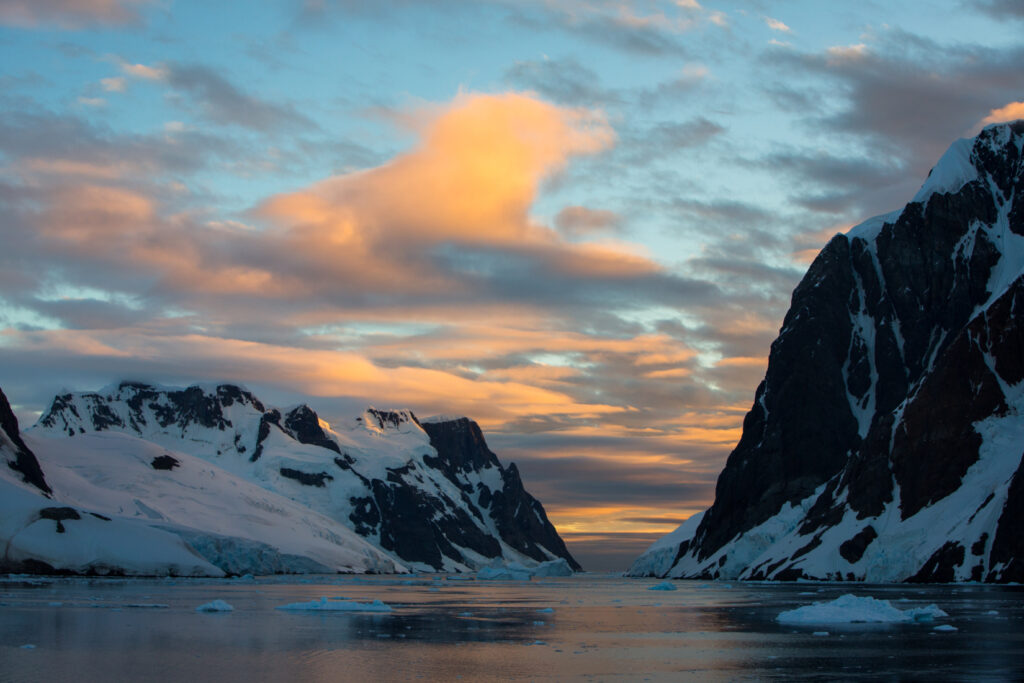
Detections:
[1, 576, 1022, 682]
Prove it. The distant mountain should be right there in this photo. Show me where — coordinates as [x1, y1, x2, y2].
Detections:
[32, 381, 579, 573]
[630, 121, 1024, 583]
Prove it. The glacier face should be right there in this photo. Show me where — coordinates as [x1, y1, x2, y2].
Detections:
[630, 121, 1024, 583]
[27, 381, 579, 574]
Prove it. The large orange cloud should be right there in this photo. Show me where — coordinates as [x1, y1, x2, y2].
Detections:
[256, 92, 638, 293]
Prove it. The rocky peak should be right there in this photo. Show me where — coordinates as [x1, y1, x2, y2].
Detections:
[358, 408, 420, 432]
[1, 386, 51, 494]
[282, 404, 341, 454]
[420, 416, 501, 474]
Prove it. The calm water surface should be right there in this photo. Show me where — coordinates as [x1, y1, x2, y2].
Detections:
[1, 574, 1021, 681]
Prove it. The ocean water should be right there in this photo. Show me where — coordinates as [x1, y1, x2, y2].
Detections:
[1, 575, 1021, 681]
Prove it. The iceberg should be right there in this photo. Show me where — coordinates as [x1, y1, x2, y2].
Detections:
[777, 594, 948, 625]
[476, 558, 574, 580]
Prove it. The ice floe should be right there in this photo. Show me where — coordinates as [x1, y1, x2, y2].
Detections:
[777, 594, 948, 625]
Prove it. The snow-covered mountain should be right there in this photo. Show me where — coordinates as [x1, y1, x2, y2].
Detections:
[31, 381, 579, 573]
[630, 121, 1024, 583]
[1, 387, 223, 576]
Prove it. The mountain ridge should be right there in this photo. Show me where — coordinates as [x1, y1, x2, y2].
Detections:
[30, 380, 580, 573]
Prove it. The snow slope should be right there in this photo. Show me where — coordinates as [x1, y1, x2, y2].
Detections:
[24, 430, 403, 575]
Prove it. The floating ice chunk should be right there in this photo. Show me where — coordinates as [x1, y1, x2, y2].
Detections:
[477, 558, 573, 580]
[986, 610, 999, 616]
[537, 607, 554, 613]
[647, 581, 677, 591]
[275, 597, 392, 612]
[21, 644, 36, 650]
[777, 594, 948, 625]
[933, 624, 958, 632]
[196, 599, 234, 613]
[812, 631, 830, 637]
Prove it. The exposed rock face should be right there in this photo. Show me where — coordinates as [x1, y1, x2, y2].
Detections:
[33, 383, 579, 572]
[1, 387, 51, 494]
[422, 418, 581, 570]
[630, 121, 1024, 583]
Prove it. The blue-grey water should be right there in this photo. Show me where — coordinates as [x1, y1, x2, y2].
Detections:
[1, 575, 1021, 681]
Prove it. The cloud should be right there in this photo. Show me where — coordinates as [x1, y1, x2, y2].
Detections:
[973, 0, 1024, 20]
[0, 0, 147, 28]
[162, 63, 316, 132]
[506, 0, 697, 57]
[100, 77, 125, 92]
[763, 16, 790, 32]
[117, 59, 166, 80]
[0, 329, 625, 422]
[770, 32, 1024, 166]
[503, 57, 616, 107]
[622, 117, 724, 163]
[762, 30, 1024, 222]
[978, 101, 1024, 127]
[555, 206, 622, 236]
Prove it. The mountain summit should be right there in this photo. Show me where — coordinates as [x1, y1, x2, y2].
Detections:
[630, 121, 1024, 583]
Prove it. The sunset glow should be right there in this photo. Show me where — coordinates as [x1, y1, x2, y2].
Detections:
[2, 0, 1023, 569]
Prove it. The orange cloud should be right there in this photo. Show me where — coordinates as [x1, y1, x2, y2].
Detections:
[39, 184, 155, 247]
[980, 101, 1024, 127]
[5, 329, 624, 423]
[261, 92, 613, 247]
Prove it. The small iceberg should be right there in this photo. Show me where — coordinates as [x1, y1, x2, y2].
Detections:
[647, 581, 677, 591]
[777, 594, 948, 625]
[196, 599, 234, 613]
[476, 558, 573, 580]
[275, 597, 392, 612]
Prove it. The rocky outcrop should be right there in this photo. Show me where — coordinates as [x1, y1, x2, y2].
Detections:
[630, 121, 1024, 583]
[1, 387, 50, 494]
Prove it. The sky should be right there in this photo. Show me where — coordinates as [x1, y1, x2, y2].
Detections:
[1, 0, 1023, 571]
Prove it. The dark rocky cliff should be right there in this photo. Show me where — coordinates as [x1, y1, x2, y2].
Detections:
[1, 387, 50, 495]
[631, 121, 1024, 582]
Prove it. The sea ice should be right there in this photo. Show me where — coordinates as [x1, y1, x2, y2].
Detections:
[647, 581, 677, 591]
[933, 624, 958, 632]
[777, 594, 948, 625]
[196, 599, 234, 612]
[275, 597, 392, 612]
